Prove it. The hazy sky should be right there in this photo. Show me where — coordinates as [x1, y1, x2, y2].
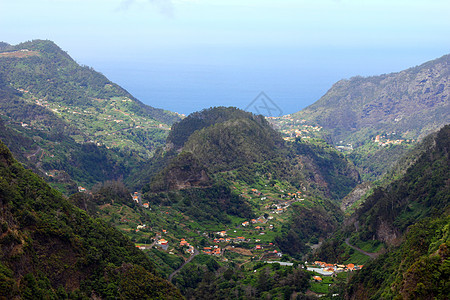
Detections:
[1, 0, 449, 114]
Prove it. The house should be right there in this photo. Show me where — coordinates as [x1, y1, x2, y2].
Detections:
[313, 276, 322, 282]
[142, 203, 149, 208]
[137, 224, 146, 230]
[242, 221, 249, 227]
[217, 231, 227, 237]
[180, 239, 189, 247]
[255, 245, 262, 250]
[78, 186, 86, 192]
[212, 248, 221, 256]
[158, 239, 168, 245]
[235, 237, 245, 242]
[187, 246, 195, 254]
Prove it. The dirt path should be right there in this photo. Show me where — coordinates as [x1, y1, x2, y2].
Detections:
[25, 146, 41, 159]
[345, 238, 380, 259]
[168, 248, 199, 282]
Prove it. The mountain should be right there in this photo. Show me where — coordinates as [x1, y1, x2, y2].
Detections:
[281, 54, 449, 180]
[0, 140, 182, 299]
[315, 125, 449, 299]
[293, 54, 449, 141]
[0, 39, 182, 192]
[137, 107, 359, 255]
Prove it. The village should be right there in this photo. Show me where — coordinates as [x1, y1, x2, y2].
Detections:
[267, 115, 323, 141]
[373, 133, 415, 147]
[307, 261, 364, 281]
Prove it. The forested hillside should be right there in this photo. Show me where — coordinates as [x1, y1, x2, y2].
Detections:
[0, 140, 182, 299]
[0, 40, 181, 192]
[314, 125, 449, 299]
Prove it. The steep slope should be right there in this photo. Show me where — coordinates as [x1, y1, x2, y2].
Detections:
[287, 54, 449, 180]
[0, 140, 182, 298]
[351, 125, 449, 246]
[346, 215, 449, 299]
[0, 39, 182, 191]
[293, 54, 449, 141]
[0, 86, 138, 193]
[315, 125, 449, 299]
[0, 39, 180, 157]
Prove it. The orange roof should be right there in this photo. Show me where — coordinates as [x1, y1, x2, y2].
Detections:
[347, 264, 355, 269]
[313, 276, 322, 281]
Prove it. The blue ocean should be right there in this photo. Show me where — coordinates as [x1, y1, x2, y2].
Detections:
[90, 61, 340, 117]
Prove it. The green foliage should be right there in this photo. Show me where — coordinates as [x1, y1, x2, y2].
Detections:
[347, 216, 450, 300]
[0, 39, 183, 193]
[173, 259, 310, 299]
[354, 125, 449, 242]
[167, 106, 263, 149]
[292, 138, 360, 200]
[275, 202, 341, 258]
[1, 40, 180, 125]
[0, 140, 181, 298]
[144, 183, 253, 224]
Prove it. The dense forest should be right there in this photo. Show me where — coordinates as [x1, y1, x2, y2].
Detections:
[314, 125, 449, 299]
[0, 140, 182, 299]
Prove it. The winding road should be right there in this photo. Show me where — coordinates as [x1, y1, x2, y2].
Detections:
[345, 238, 380, 259]
[168, 248, 199, 282]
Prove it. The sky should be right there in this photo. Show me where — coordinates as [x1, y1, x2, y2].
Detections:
[1, 0, 449, 115]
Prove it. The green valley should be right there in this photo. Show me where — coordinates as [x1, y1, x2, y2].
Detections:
[0, 39, 449, 299]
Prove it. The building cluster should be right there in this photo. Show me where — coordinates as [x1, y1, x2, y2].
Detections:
[179, 239, 195, 254]
[374, 134, 414, 147]
[307, 261, 364, 276]
[202, 246, 222, 256]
